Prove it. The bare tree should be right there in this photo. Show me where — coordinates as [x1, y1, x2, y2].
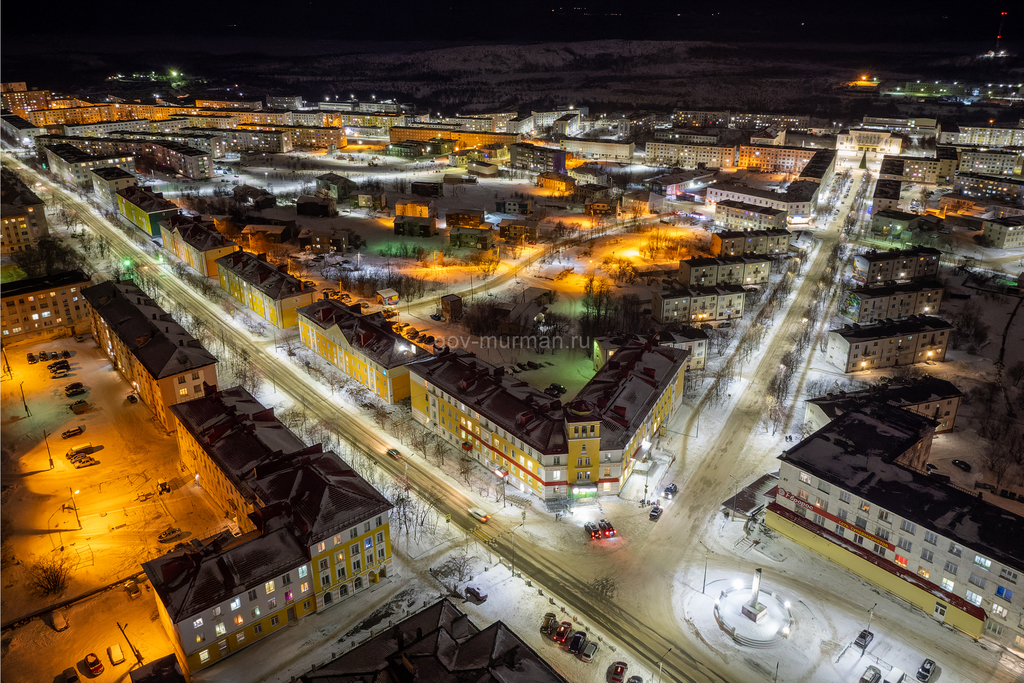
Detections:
[1007, 361, 1024, 388]
[29, 553, 74, 596]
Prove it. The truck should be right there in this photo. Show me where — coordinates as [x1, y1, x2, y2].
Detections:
[69, 400, 90, 414]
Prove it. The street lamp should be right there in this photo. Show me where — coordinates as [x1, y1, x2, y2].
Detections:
[510, 522, 524, 579]
[656, 646, 673, 683]
[70, 488, 81, 530]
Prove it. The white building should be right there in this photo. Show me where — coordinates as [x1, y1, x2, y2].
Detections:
[826, 316, 951, 373]
[560, 138, 634, 163]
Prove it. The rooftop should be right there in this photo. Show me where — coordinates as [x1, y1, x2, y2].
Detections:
[90, 166, 136, 182]
[780, 404, 1023, 571]
[807, 376, 963, 423]
[873, 179, 903, 199]
[43, 143, 129, 165]
[81, 280, 217, 380]
[716, 200, 786, 217]
[848, 279, 944, 299]
[215, 251, 308, 300]
[0, 270, 91, 298]
[873, 208, 920, 222]
[681, 255, 771, 268]
[161, 214, 237, 253]
[831, 315, 952, 341]
[855, 246, 941, 262]
[116, 186, 178, 214]
[297, 298, 431, 370]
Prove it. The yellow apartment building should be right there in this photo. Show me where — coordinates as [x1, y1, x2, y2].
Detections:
[162, 214, 239, 277]
[216, 250, 316, 328]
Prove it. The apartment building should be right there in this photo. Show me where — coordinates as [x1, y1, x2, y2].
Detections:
[851, 247, 941, 283]
[714, 200, 787, 231]
[643, 170, 715, 198]
[26, 104, 116, 127]
[1, 113, 46, 146]
[1, 86, 50, 115]
[315, 173, 357, 199]
[297, 298, 431, 403]
[195, 99, 263, 110]
[116, 186, 179, 237]
[768, 403, 1022, 650]
[387, 127, 520, 150]
[152, 386, 392, 675]
[836, 129, 903, 155]
[62, 119, 151, 137]
[236, 124, 345, 149]
[1, 270, 92, 342]
[653, 128, 720, 144]
[953, 173, 1024, 201]
[1, 169, 50, 255]
[498, 218, 539, 242]
[42, 143, 136, 188]
[266, 96, 303, 110]
[162, 215, 239, 277]
[873, 179, 903, 211]
[509, 143, 567, 174]
[89, 166, 138, 206]
[958, 148, 1023, 176]
[870, 209, 934, 239]
[408, 340, 688, 502]
[552, 112, 581, 136]
[711, 229, 791, 256]
[673, 110, 730, 127]
[826, 316, 951, 373]
[797, 149, 838, 186]
[651, 285, 745, 324]
[879, 155, 956, 184]
[559, 138, 634, 163]
[705, 181, 819, 220]
[678, 256, 771, 286]
[82, 280, 218, 431]
[737, 145, 818, 174]
[107, 129, 227, 159]
[954, 125, 1024, 148]
[216, 251, 316, 328]
[39, 134, 211, 179]
[730, 112, 809, 129]
[594, 329, 708, 372]
[643, 142, 736, 169]
[841, 280, 944, 323]
[981, 216, 1024, 249]
[803, 376, 963, 434]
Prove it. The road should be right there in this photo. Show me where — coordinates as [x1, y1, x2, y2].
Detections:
[7, 154, 1021, 683]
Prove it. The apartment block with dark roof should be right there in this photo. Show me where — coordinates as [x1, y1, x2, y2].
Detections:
[215, 250, 316, 328]
[161, 214, 239, 277]
[826, 315, 952, 373]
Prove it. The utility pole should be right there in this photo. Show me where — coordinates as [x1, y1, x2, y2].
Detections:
[510, 523, 524, 579]
[20, 381, 30, 416]
[43, 430, 53, 470]
[866, 602, 877, 632]
[656, 646, 672, 683]
[69, 488, 81, 530]
[117, 621, 144, 666]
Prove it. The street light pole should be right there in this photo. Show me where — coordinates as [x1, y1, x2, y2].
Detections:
[656, 646, 672, 683]
[510, 523, 524, 579]
[69, 488, 81, 530]
[43, 430, 53, 470]
[19, 381, 30, 416]
[867, 602, 877, 632]
[117, 621, 144, 666]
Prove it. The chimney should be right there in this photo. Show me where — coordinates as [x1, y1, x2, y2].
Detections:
[613, 405, 627, 417]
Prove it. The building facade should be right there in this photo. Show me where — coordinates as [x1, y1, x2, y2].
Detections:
[1, 270, 92, 342]
[651, 285, 745, 324]
[711, 229, 791, 257]
[852, 247, 941, 284]
[678, 256, 771, 286]
[644, 142, 736, 169]
[826, 316, 951, 373]
[82, 280, 219, 431]
[216, 251, 316, 328]
[1, 169, 50, 255]
[116, 186, 179, 237]
[803, 377, 963, 434]
[841, 280, 944, 323]
[559, 138, 634, 163]
[981, 216, 1024, 249]
[162, 215, 240, 277]
[705, 181, 819, 220]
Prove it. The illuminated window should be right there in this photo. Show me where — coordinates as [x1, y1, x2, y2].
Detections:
[199, 650, 210, 663]
[230, 598, 241, 610]
[301, 582, 309, 593]
[193, 618, 203, 628]
[298, 566, 308, 578]
[941, 578, 954, 591]
[234, 615, 243, 626]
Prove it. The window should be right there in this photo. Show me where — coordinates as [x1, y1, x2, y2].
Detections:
[877, 510, 892, 523]
[338, 566, 347, 579]
[897, 537, 912, 552]
[859, 501, 870, 513]
[895, 554, 908, 568]
[378, 547, 386, 559]
[218, 640, 229, 653]
[236, 632, 246, 644]
[196, 634, 205, 643]
[873, 543, 886, 556]
[231, 598, 241, 610]
[322, 574, 331, 587]
[303, 600, 311, 610]
[918, 566, 930, 579]
[855, 516, 867, 530]
[192, 371, 200, 380]
[193, 618, 204, 628]
[376, 516, 383, 527]
[336, 551, 345, 564]
[797, 488, 809, 501]
[814, 497, 828, 511]
[298, 566, 308, 578]
[248, 589, 257, 601]
[179, 388, 188, 397]
[234, 615, 244, 626]
[944, 561, 958, 576]
[353, 558, 362, 572]
[364, 538, 373, 550]
[817, 481, 831, 494]
[350, 528, 358, 539]
[199, 650, 210, 664]
[974, 555, 992, 571]
[875, 527, 890, 542]
[319, 559, 329, 571]
[376, 532, 384, 544]
[301, 582, 309, 593]
[271, 615, 279, 627]
[285, 590, 293, 602]
[317, 541, 326, 553]
[839, 491, 851, 504]
[282, 573, 291, 586]
[354, 577, 363, 589]
[949, 543, 962, 557]
[351, 544, 359, 557]
[992, 604, 1008, 619]
[900, 520, 916, 534]
[254, 624, 262, 635]
[965, 590, 983, 607]
[215, 622, 226, 636]
[941, 578, 955, 591]
[969, 573, 987, 589]
[834, 524, 845, 537]
[921, 549, 934, 563]
[1000, 568, 1018, 583]
[924, 531, 938, 545]
[799, 472, 812, 484]
[996, 586, 1014, 602]
[265, 580, 275, 594]
[178, 376, 186, 384]
[837, 509, 848, 521]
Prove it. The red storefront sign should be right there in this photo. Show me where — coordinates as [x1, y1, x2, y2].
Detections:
[777, 487, 895, 552]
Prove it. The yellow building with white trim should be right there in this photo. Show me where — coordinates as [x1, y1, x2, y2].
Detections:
[216, 250, 315, 328]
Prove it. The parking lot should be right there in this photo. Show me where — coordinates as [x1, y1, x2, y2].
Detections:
[0, 335, 227, 625]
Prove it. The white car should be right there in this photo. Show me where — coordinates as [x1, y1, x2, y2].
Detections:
[468, 508, 490, 523]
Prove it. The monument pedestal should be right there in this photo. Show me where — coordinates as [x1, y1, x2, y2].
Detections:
[742, 601, 768, 623]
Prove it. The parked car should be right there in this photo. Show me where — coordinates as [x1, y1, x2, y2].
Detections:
[952, 460, 972, 472]
[65, 382, 83, 392]
[649, 506, 663, 521]
[62, 668, 80, 683]
[581, 640, 599, 662]
[916, 659, 935, 682]
[598, 519, 616, 537]
[27, 353, 38, 364]
[108, 643, 125, 665]
[663, 483, 679, 499]
[125, 579, 141, 599]
[854, 629, 874, 649]
[527, 361, 540, 370]
[925, 463, 938, 473]
[465, 585, 487, 602]
[584, 522, 600, 539]
[468, 508, 490, 523]
[568, 631, 587, 654]
[86, 652, 104, 675]
[52, 609, 68, 632]
[552, 621, 572, 643]
[52, 370, 70, 379]
[386, 448, 402, 459]
[66, 388, 87, 397]
[627, 677, 643, 683]
[49, 361, 70, 371]
[859, 665, 881, 683]
[543, 387, 560, 398]
[73, 457, 99, 469]
[405, 328, 419, 339]
[540, 612, 557, 634]
[38, 351, 49, 361]
[127, 394, 138, 403]
[548, 383, 567, 394]
[158, 527, 182, 543]
[61, 350, 71, 358]
[61, 426, 84, 439]
[425, 336, 435, 345]
[394, 322, 409, 331]
[417, 333, 428, 343]
[517, 363, 529, 370]
[430, 314, 442, 321]
[609, 661, 628, 683]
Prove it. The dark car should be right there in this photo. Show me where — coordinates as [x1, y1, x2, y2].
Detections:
[517, 363, 529, 370]
[552, 621, 572, 643]
[916, 659, 935, 682]
[584, 522, 600, 540]
[543, 387, 560, 398]
[548, 383, 567, 394]
[925, 463, 938, 473]
[598, 519, 616, 537]
[386, 448, 401, 459]
[38, 351, 49, 361]
[127, 394, 138, 403]
[663, 483, 679, 499]
[27, 353, 37, 364]
[61, 350, 71, 358]
[61, 426, 84, 439]
[649, 506, 663, 521]
[65, 382, 83, 391]
[426, 336, 435, 345]
[49, 361, 70, 371]
[952, 460, 972, 472]
[66, 388, 87, 397]
[854, 629, 874, 649]
[86, 653, 104, 675]
[430, 314, 442, 321]
[568, 631, 587, 654]
[62, 668, 80, 683]
[527, 361, 540, 370]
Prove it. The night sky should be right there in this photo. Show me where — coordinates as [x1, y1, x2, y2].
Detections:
[2, 0, 1020, 44]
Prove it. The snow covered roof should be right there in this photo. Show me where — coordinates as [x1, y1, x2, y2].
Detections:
[215, 250, 309, 300]
[780, 405, 1024, 571]
[161, 214, 237, 253]
[297, 299, 431, 369]
[299, 598, 568, 683]
[81, 280, 218, 380]
[807, 376, 963, 422]
[847, 279, 944, 299]
[830, 315, 952, 341]
[854, 246, 941, 263]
